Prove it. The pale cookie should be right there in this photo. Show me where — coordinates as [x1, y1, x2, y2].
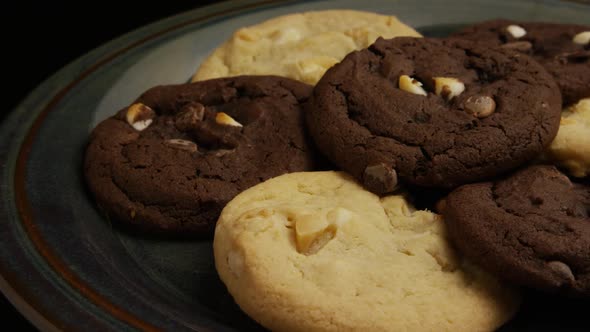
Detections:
[546, 98, 590, 177]
[214, 171, 520, 332]
[192, 10, 421, 84]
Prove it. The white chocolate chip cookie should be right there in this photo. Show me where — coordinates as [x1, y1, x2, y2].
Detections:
[192, 10, 422, 84]
[547, 98, 590, 177]
[214, 171, 520, 332]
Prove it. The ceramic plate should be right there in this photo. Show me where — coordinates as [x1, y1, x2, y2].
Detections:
[1, 0, 589, 330]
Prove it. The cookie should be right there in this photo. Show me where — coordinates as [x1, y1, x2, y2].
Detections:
[546, 98, 590, 177]
[451, 20, 590, 105]
[214, 171, 520, 331]
[192, 10, 421, 84]
[307, 37, 562, 192]
[443, 165, 590, 296]
[84, 76, 315, 235]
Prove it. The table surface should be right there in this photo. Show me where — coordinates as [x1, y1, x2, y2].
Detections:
[3, 1, 223, 330]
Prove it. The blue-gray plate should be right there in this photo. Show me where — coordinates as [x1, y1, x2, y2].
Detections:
[1, 0, 589, 331]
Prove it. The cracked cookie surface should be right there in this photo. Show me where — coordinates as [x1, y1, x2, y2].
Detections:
[191, 10, 421, 84]
[307, 37, 562, 192]
[214, 171, 520, 331]
[451, 20, 590, 106]
[443, 165, 590, 296]
[84, 76, 315, 236]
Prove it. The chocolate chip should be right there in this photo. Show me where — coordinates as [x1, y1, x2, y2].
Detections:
[501, 41, 533, 52]
[547, 261, 575, 282]
[363, 163, 398, 194]
[464, 95, 496, 118]
[175, 102, 205, 131]
[164, 139, 198, 153]
[435, 198, 447, 213]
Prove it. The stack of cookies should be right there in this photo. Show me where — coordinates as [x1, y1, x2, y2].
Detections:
[84, 10, 589, 332]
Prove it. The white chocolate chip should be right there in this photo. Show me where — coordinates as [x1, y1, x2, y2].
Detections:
[398, 75, 427, 96]
[295, 214, 335, 255]
[131, 119, 152, 131]
[271, 27, 302, 44]
[215, 112, 243, 127]
[295, 56, 339, 83]
[433, 77, 465, 101]
[573, 31, 590, 45]
[506, 25, 526, 39]
[298, 56, 339, 75]
[126, 103, 155, 131]
[326, 207, 352, 227]
[235, 28, 259, 42]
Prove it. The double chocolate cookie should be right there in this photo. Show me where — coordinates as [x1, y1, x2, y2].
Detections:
[443, 165, 590, 296]
[307, 37, 562, 192]
[452, 20, 590, 105]
[85, 76, 315, 236]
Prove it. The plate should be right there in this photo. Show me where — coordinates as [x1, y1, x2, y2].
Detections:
[1, 0, 589, 331]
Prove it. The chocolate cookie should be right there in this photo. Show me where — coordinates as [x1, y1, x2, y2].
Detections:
[85, 76, 315, 236]
[306, 37, 562, 192]
[443, 165, 590, 296]
[452, 20, 590, 105]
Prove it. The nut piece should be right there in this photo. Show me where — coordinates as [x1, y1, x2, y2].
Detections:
[433, 77, 465, 101]
[506, 25, 526, 39]
[464, 95, 496, 118]
[572, 31, 590, 45]
[215, 112, 243, 127]
[398, 75, 427, 96]
[295, 214, 335, 255]
[164, 139, 198, 153]
[126, 103, 156, 131]
[501, 41, 533, 51]
[175, 103, 205, 131]
[547, 261, 575, 282]
[363, 163, 398, 194]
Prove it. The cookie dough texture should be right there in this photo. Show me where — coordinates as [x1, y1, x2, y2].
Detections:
[307, 37, 562, 191]
[84, 76, 315, 235]
[214, 171, 520, 332]
[444, 165, 590, 296]
[547, 98, 590, 177]
[192, 10, 422, 84]
[452, 20, 590, 105]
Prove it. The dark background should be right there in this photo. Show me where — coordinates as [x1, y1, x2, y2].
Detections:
[3, 1, 224, 330]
